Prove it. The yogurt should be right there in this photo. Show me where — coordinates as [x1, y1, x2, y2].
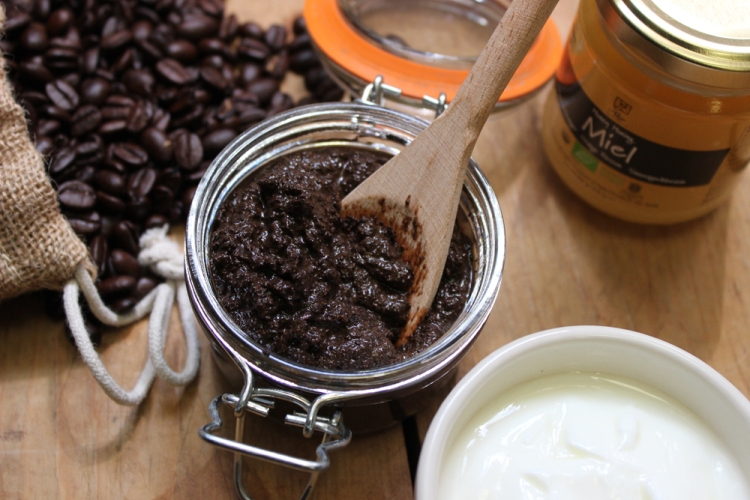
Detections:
[439, 372, 750, 500]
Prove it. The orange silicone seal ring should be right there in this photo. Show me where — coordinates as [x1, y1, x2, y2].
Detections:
[304, 0, 563, 103]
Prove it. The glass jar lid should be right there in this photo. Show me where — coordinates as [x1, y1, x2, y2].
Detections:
[602, 0, 750, 88]
[304, 0, 562, 105]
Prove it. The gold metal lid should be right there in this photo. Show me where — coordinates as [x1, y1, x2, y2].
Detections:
[599, 0, 750, 89]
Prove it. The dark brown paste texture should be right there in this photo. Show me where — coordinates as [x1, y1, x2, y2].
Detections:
[209, 147, 472, 370]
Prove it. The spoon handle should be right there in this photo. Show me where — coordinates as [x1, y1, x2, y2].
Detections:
[445, 0, 560, 137]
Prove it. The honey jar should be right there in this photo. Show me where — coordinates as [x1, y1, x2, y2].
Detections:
[542, 0, 750, 224]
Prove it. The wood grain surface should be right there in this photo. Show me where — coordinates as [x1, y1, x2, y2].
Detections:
[5, 1, 750, 499]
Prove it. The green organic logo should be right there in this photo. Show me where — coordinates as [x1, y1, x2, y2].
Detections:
[572, 141, 598, 172]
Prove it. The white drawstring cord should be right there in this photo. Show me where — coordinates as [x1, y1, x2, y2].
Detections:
[63, 225, 200, 406]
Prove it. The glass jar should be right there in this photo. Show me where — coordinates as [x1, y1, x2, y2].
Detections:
[185, 101, 505, 497]
[542, 0, 750, 224]
[304, 0, 562, 117]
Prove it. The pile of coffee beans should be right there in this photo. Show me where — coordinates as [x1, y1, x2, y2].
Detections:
[1, 0, 344, 341]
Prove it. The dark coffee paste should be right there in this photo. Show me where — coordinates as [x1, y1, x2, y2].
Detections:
[210, 147, 472, 370]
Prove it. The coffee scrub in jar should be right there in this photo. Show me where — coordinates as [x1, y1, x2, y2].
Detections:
[542, 0, 750, 224]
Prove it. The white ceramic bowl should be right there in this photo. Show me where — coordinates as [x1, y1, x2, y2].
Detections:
[415, 325, 750, 499]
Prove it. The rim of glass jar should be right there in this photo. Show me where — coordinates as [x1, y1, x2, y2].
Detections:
[336, 0, 508, 71]
[185, 102, 505, 398]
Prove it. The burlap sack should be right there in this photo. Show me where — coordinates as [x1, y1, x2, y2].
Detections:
[0, 8, 95, 302]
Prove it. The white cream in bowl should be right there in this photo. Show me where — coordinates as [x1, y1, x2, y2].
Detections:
[415, 326, 750, 500]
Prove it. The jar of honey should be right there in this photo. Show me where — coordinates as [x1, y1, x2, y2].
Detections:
[542, 0, 750, 224]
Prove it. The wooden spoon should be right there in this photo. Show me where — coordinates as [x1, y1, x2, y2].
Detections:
[341, 0, 559, 345]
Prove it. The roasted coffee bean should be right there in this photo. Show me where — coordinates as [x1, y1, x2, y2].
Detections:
[269, 50, 289, 80]
[218, 13, 238, 41]
[44, 46, 79, 70]
[47, 8, 75, 36]
[20, 22, 48, 52]
[303, 66, 325, 91]
[98, 119, 127, 135]
[125, 196, 152, 221]
[157, 168, 182, 193]
[136, 38, 163, 59]
[112, 220, 140, 255]
[127, 167, 157, 199]
[103, 157, 128, 174]
[185, 166, 207, 184]
[4, 11, 32, 33]
[101, 29, 133, 50]
[237, 62, 262, 86]
[94, 170, 126, 195]
[173, 131, 203, 170]
[37, 119, 60, 137]
[67, 211, 102, 235]
[96, 190, 126, 214]
[199, 65, 228, 90]
[45, 79, 79, 111]
[264, 24, 286, 52]
[288, 33, 311, 53]
[150, 184, 173, 214]
[75, 165, 97, 184]
[151, 108, 171, 131]
[235, 106, 264, 127]
[58, 180, 96, 211]
[202, 128, 235, 152]
[76, 138, 105, 161]
[20, 89, 50, 107]
[177, 13, 219, 40]
[134, 276, 158, 298]
[292, 16, 307, 35]
[197, 37, 227, 56]
[247, 77, 278, 106]
[198, 0, 224, 17]
[60, 73, 81, 89]
[140, 126, 173, 161]
[109, 297, 137, 313]
[155, 57, 193, 84]
[80, 77, 111, 106]
[18, 60, 53, 84]
[101, 105, 130, 121]
[71, 105, 103, 137]
[36, 135, 55, 156]
[239, 21, 263, 39]
[45, 105, 71, 123]
[49, 146, 77, 176]
[165, 39, 198, 62]
[89, 234, 109, 276]
[126, 101, 153, 132]
[112, 48, 135, 74]
[113, 143, 149, 167]
[237, 37, 269, 61]
[82, 47, 100, 75]
[123, 68, 155, 96]
[289, 49, 319, 74]
[97, 275, 137, 297]
[131, 19, 153, 42]
[109, 249, 140, 277]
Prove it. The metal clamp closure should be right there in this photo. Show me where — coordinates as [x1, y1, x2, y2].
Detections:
[199, 359, 352, 500]
[359, 75, 448, 119]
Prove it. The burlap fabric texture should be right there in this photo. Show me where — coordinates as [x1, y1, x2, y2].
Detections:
[0, 8, 95, 302]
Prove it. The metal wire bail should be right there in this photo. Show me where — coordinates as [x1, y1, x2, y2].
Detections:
[199, 353, 352, 500]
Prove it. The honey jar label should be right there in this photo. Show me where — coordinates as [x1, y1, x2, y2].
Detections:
[556, 80, 730, 188]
